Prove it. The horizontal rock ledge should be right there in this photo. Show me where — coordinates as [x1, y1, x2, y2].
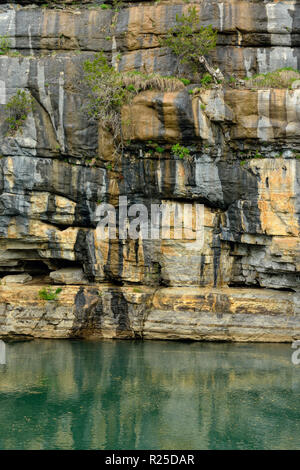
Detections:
[0, 284, 299, 343]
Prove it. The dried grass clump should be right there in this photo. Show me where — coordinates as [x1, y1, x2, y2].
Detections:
[245, 68, 300, 89]
[121, 71, 185, 92]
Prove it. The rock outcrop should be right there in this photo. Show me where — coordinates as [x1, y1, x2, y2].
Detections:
[1, 1, 300, 77]
[0, 0, 299, 341]
[0, 284, 299, 342]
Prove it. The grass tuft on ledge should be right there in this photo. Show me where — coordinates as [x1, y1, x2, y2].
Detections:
[121, 71, 185, 93]
[244, 68, 300, 89]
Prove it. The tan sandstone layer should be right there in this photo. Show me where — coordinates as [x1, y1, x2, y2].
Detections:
[0, 284, 299, 342]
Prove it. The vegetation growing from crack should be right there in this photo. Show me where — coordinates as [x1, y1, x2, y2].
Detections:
[0, 35, 11, 55]
[38, 287, 62, 301]
[4, 90, 34, 135]
[100, 0, 124, 10]
[171, 143, 191, 159]
[160, 6, 221, 83]
[83, 52, 184, 157]
[240, 150, 268, 166]
[0, 35, 23, 57]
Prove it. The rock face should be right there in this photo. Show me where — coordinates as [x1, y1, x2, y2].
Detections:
[1, 1, 300, 77]
[50, 267, 88, 285]
[0, 284, 299, 342]
[0, 0, 299, 341]
[1, 273, 32, 284]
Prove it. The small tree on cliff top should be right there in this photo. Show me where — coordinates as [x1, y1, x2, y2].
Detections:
[161, 6, 222, 82]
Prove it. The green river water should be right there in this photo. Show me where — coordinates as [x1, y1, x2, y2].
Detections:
[0, 339, 299, 450]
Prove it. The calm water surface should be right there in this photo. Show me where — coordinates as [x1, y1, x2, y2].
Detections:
[0, 340, 299, 450]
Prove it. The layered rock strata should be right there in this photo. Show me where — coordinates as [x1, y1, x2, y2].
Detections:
[0, 0, 299, 341]
[0, 284, 299, 342]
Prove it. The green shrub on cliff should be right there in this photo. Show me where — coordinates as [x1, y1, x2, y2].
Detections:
[171, 143, 190, 159]
[38, 287, 62, 301]
[200, 73, 213, 86]
[0, 35, 11, 55]
[160, 6, 218, 77]
[83, 53, 183, 155]
[4, 90, 34, 135]
[83, 53, 127, 122]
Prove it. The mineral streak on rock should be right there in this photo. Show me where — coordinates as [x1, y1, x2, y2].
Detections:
[0, 0, 299, 341]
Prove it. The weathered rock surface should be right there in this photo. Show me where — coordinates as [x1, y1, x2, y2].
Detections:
[1, 273, 32, 284]
[50, 267, 88, 284]
[1, 1, 300, 76]
[0, 284, 299, 342]
[0, 1, 299, 341]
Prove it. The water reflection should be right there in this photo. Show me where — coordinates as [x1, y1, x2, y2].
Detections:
[0, 340, 299, 449]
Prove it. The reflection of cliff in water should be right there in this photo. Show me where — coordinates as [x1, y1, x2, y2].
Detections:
[0, 340, 299, 450]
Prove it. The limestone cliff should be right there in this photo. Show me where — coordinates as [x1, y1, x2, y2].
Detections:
[0, 0, 299, 341]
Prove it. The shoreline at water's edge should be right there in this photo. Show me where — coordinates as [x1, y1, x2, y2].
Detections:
[0, 284, 299, 343]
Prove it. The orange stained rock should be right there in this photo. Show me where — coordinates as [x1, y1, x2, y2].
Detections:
[252, 159, 299, 237]
[42, 10, 77, 49]
[123, 90, 183, 141]
[122, 91, 161, 141]
[161, 92, 182, 141]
